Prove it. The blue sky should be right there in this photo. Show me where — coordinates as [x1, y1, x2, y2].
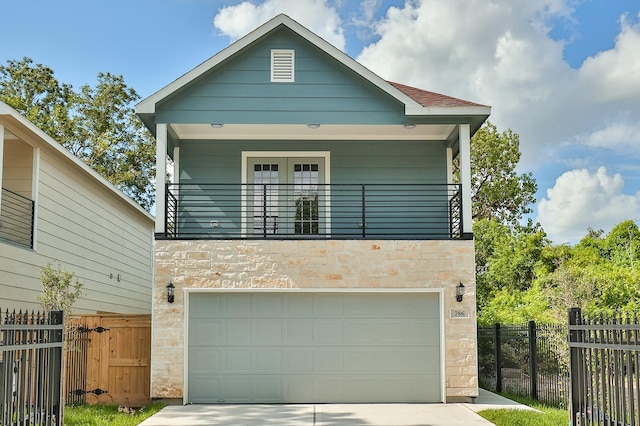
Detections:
[2, 0, 640, 243]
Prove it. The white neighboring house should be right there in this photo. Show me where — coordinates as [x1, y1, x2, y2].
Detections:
[0, 101, 154, 314]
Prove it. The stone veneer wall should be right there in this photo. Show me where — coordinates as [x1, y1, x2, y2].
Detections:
[153, 239, 477, 402]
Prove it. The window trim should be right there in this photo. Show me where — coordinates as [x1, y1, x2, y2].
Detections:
[241, 151, 331, 237]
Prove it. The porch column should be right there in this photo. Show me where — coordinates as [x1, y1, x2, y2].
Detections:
[459, 124, 473, 236]
[0, 125, 4, 212]
[155, 123, 167, 234]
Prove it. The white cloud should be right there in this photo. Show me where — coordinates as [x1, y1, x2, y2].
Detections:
[537, 167, 640, 243]
[213, 0, 346, 50]
[579, 15, 640, 103]
[585, 122, 640, 151]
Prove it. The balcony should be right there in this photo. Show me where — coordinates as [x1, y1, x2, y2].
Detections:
[161, 183, 463, 240]
[0, 188, 35, 249]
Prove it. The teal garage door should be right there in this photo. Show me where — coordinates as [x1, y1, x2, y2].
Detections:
[187, 292, 441, 403]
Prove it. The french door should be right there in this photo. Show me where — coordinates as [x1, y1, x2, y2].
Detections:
[246, 156, 326, 236]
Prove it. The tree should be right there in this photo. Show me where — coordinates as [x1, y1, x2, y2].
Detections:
[0, 57, 155, 210]
[456, 122, 538, 226]
[38, 262, 84, 314]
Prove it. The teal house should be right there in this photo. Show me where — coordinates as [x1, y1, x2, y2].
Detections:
[137, 14, 490, 404]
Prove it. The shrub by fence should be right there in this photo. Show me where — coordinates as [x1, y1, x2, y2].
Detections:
[0, 309, 63, 426]
[569, 308, 640, 426]
[478, 321, 569, 408]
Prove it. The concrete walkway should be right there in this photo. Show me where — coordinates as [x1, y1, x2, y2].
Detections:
[139, 390, 535, 426]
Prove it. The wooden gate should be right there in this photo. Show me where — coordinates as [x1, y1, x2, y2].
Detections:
[65, 314, 151, 406]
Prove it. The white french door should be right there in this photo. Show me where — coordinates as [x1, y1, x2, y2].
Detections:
[244, 155, 327, 236]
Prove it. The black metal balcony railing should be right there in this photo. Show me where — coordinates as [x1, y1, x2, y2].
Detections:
[0, 187, 35, 248]
[162, 183, 463, 240]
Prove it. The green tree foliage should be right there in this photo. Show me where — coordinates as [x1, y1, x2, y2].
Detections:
[0, 57, 155, 210]
[38, 262, 84, 314]
[458, 122, 538, 226]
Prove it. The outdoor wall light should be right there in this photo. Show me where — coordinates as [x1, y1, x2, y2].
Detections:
[456, 282, 465, 303]
[210, 123, 224, 128]
[166, 281, 175, 304]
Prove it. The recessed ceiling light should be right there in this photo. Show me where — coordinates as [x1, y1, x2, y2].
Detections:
[307, 124, 320, 129]
[210, 123, 224, 128]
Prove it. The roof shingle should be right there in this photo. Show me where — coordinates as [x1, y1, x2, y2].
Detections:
[387, 81, 488, 108]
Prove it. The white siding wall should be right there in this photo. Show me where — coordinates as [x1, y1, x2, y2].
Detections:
[0, 134, 153, 314]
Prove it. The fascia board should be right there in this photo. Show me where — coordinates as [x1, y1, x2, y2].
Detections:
[405, 105, 492, 117]
[0, 102, 154, 222]
[135, 14, 424, 115]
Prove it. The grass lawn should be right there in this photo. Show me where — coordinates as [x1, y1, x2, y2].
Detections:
[477, 394, 569, 426]
[64, 403, 165, 426]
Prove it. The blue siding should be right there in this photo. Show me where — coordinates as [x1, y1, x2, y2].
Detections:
[156, 28, 405, 125]
[178, 140, 446, 183]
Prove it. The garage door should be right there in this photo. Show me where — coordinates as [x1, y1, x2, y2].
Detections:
[187, 292, 441, 403]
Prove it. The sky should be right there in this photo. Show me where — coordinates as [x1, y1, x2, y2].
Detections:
[1, 0, 640, 244]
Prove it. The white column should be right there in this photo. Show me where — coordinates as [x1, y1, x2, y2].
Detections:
[172, 146, 180, 184]
[459, 124, 473, 235]
[0, 125, 4, 213]
[155, 123, 167, 234]
[446, 146, 453, 184]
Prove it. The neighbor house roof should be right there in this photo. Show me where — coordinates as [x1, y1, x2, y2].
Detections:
[0, 101, 154, 222]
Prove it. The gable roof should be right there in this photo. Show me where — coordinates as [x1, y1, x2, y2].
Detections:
[0, 101, 154, 222]
[136, 14, 490, 120]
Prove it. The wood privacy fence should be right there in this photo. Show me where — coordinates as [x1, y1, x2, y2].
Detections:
[1, 310, 63, 426]
[65, 314, 151, 406]
[569, 308, 640, 426]
[477, 321, 569, 408]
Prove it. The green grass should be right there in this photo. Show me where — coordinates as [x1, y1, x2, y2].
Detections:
[64, 403, 165, 426]
[477, 394, 569, 426]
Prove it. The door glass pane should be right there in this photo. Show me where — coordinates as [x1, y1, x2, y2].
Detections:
[253, 164, 279, 234]
[293, 163, 319, 235]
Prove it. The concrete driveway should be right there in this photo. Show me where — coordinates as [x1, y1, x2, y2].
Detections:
[139, 390, 533, 426]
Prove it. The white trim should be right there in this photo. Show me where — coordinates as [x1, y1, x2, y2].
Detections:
[458, 124, 472, 234]
[155, 123, 168, 234]
[183, 287, 446, 403]
[136, 14, 423, 115]
[183, 289, 190, 405]
[0, 125, 4, 214]
[406, 105, 491, 116]
[241, 151, 331, 237]
[31, 147, 40, 251]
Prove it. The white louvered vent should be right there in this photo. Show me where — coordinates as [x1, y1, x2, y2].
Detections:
[271, 49, 295, 82]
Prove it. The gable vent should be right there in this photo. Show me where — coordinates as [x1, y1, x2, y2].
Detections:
[271, 49, 295, 82]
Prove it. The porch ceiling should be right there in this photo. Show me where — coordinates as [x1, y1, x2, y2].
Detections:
[168, 123, 456, 141]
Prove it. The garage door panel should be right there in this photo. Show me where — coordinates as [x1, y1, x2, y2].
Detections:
[189, 347, 221, 373]
[188, 292, 441, 403]
[189, 320, 221, 345]
[314, 294, 344, 316]
[223, 319, 252, 344]
[284, 349, 313, 371]
[314, 320, 344, 344]
[283, 321, 313, 345]
[221, 294, 253, 317]
[254, 349, 283, 372]
[253, 319, 283, 345]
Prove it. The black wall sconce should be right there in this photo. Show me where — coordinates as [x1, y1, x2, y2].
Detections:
[456, 282, 465, 302]
[166, 281, 175, 304]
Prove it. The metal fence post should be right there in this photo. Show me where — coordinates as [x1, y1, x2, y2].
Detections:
[495, 323, 502, 393]
[528, 320, 538, 400]
[49, 310, 64, 425]
[568, 307, 583, 426]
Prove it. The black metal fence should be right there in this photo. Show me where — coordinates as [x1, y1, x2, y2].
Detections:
[162, 183, 463, 240]
[569, 308, 640, 426]
[0, 188, 35, 249]
[478, 321, 569, 407]
[0, 309, 63, 426]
